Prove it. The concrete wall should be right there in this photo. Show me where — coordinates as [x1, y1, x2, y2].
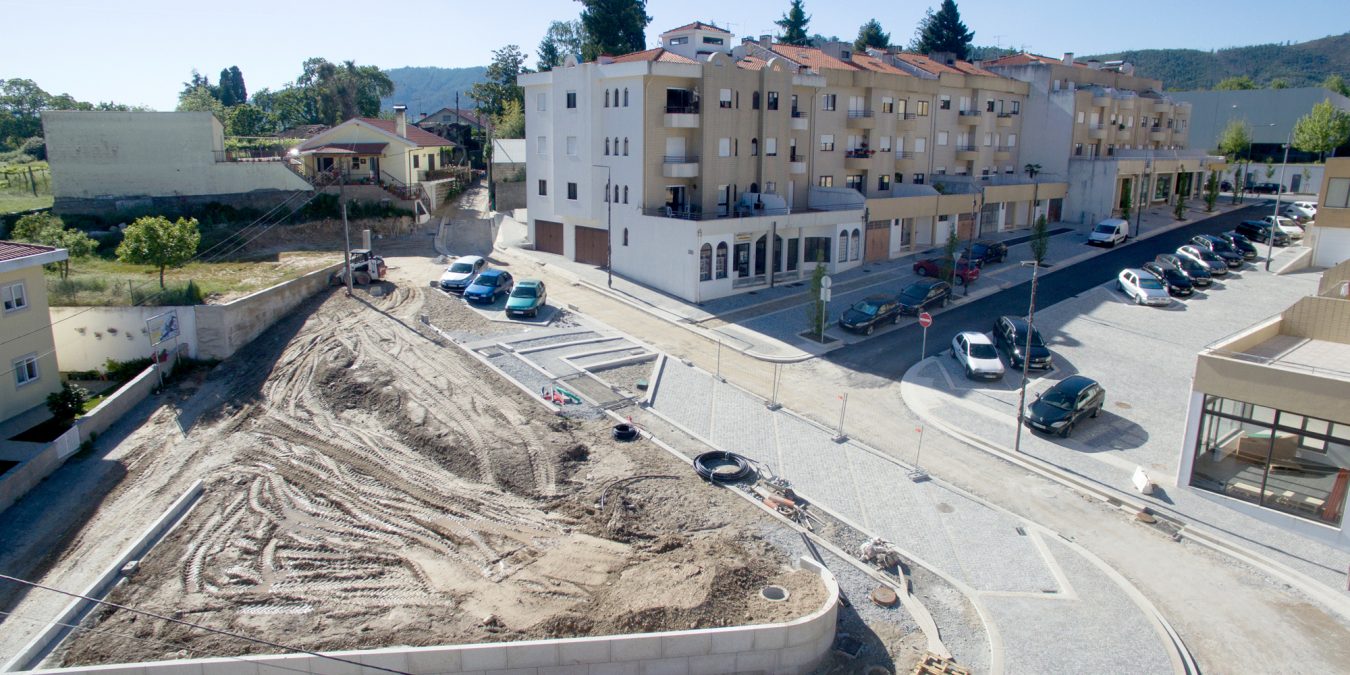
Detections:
[48, 306, 198, 373]
[1, 262, 63, 424]
[42, 111, 311, 204]
[28, 557, 839, 675]
[195, 263, 341, 360]
[493, 176, 527, 212]
[75, 364, 160, 440]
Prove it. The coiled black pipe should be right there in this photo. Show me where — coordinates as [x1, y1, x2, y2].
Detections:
[693, 451, 754, 483]
[612, 423, 639, 442]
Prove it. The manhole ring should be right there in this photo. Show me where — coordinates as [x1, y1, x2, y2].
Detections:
[870, 586, 898, 608]
[760, 585, 789, 602]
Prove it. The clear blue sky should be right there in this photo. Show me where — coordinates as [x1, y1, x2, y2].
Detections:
[4, 0, 1342, 111]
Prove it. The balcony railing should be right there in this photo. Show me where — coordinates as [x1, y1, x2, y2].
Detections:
[663, 155, 699, 163]
[665, 104, 699, 114]
[847, 110, 874, 119]
[895, 150, 916, 159]
[997, 112, 1015, 118]
[791, 110, 807, 118]
[958, 110, 983, 117]
[955, 145, 979, 152]
[900, 113, 919, 120]
[642, 205, 792, 221]
[844, 149, 875, 159]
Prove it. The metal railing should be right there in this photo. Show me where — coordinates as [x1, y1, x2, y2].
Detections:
[791, 110, 808, 118]
[847, 110, 874, 118]
[845, 149, 875, 159]
[956, 144, 979, 152]
[641, 205, 793, 221]
[895, 150, 916, 159]
[900, 112, 919, 120]
[665, 104, 699, 114]
[997, 112, 1015, 118]
[959, 110, 983, 117]
[662, 155, 699, 164]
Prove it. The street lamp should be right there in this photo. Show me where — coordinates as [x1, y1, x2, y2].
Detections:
[1267, 128, 1294, 271]
[592, 164, 614, 287]
[965, 190, 981, 296]
[1012, 259, 1041, 455]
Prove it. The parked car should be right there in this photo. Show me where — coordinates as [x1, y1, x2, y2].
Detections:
[913, 257, 980, 285]
[1220, 180, 1233, 192]
[1155, 253, 1213, 287]
[1142, 261, 1194, 297]
[1250, 182, 1282, 194]
[992, 315, 1053, 370]
[1176, 245, 1230, 275]
[505, 279, 547, 317]
[897, 279, 953, 315]
[439, 255, 488, 293]
[463, 269, 514, 303]
[951, 331, 1005, 380]
[1283, 201, 1317, 221]
[839, 294, 902, 335]
[1259, 215, 1305, 240]
[968, 240, 1009, 265]
[1087, 218, 1130, 247]
[1218, 231, 1259, 260]
[1117, 268, 1173, 306]
[1188, 234, 1245, 268]
[1022, 375, 1105, 438]
[1234, 220, 1290, 247]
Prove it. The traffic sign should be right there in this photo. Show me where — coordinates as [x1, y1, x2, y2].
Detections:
[918, 312, 933, 328]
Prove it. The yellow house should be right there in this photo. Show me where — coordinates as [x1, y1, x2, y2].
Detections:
[295, 106, 456, 200]
[1, 241, 67, 425]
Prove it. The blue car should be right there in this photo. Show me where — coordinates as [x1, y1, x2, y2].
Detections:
[463, 269, 514, 304]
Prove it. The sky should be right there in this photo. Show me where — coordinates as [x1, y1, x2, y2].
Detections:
[3, 0, 1344, 111]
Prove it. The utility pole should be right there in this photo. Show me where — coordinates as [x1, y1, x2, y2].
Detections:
[341, 173, 353, 297]
[1267, 130, 1292, 271]
[1013, 260, 1040, 454]
[964, 191, 980, 296]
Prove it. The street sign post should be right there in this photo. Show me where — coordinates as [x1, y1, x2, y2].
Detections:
[918, 311, 933, 359]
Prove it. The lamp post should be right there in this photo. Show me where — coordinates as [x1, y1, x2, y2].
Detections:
[1267, 129, 1293, 271]
[965, 191, 980, 296]
[1012, 259, 1041, 455]
[592, 164, 613, 287]
[1135, 159, 1150, 235]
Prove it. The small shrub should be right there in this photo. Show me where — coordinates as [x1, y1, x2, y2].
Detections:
[104, 357, 154, 382]
[47, 382, 91, 422]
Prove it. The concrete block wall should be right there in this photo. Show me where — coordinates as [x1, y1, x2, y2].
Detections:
[75, 365, 159, 440]
[195, 263, 341, 360]
[29, 559, 839, 675]
[49, 307, 199, 373]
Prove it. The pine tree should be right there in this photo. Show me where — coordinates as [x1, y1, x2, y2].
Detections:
[538, 20, 586, 71]
[853, 19, 890, 52]
[775, 0, 811, 47]
[576, 0, 651, 61]
[911, 0, 975, 60]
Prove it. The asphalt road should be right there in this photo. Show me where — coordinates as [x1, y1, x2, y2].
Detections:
[825, 203, 1276, 378]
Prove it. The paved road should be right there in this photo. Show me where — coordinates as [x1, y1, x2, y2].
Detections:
[825, 203, 1273, 378]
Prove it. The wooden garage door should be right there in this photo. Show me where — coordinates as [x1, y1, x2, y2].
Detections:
[535, 220, 563, 255]
[864, 220, 890, 262]
[575, 226, 608, 266]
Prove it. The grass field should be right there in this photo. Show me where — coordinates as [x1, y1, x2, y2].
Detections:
[47, 251, 340, 306]
[1, 160, 52, 214]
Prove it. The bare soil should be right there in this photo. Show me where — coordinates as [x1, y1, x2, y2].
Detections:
[55, 281, 823, 666]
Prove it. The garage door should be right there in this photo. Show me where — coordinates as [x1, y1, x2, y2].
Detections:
[575, 226, 608, 266]
[864, 220, 890, 262]
[535, 220, 563, 255]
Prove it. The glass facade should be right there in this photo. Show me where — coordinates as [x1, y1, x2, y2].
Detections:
[1190, 395, 1350, 527]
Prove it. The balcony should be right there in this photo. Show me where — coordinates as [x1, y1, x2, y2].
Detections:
[790, 110, 809, 131]
[996, 112, 1014, 128]
[955, 144, 980, 161]
[993, 146, 1013, 160]
[894, 150, 919, 165]
[1150, 127, 1168, 142]
[663, 105, 700, 128]
[845, 148, 875, 170]
[846, 109, 875, 129]
[662, 155, 699, 178]
[789, 160, 806, 174]
[1117, 125, 1132, 140]
[1090, 123, 1108, 140]
[958, 110, 983, 126]
[898, 112, 922, 127]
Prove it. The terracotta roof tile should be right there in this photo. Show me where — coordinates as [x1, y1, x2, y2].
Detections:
[357, 118, 456, 147]
[736, 56, 769, 71]
[767, 44, 858, 72]
[850, 53, 915, 77]
[662, 21, 730, 35]
[984, 52, 1086, 69]
[610, 48, 697, 65]
[892, 52, 962, 76]
[0, 241, 58, 263]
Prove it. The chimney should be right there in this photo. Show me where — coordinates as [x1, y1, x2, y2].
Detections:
[759, 34, 772, 48]
[419, 112, 427, 120]
[1062, 52, 1074, 66]
[394, 104, 407, 138]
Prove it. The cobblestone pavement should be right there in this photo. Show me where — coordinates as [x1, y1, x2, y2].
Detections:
[650, 358, 1178, 674]
[900, 263, 1350, 604]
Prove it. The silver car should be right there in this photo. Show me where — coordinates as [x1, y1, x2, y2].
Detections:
[1176, 245, 1228, 276]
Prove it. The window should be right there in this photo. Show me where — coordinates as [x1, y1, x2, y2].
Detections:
[958, 96, 970, 112]
[752, 91, 761, 110]
[13, 354, 38, 386]
[614, 184, 620, 202]
[537, 136, 547, 155]
[567, 136, 578, 156]
[767, 91, 779, 110]
[605, 90, 610, 107]
[765, 181, 775, 193]
[1011, 101, 1020, 114]
[604, 138, 610, 155]
[935, 167, 946, 175]
[1326, 178, 1350, 208]
[700, 243, 712, 281]
[703, 36, 724, 45]
[820, 134, 835, 151]
[850, 229, 861, 261]
[939, 95, 951, 110]
[566, 91, 577, 108]
[984, 132, 992, 146]
[670, 36, 688, 45]
[536, 93, 547, 111]
[719, 138, 731, 157]
[623, 186, 629, 203]
[917, 100, 929, 116]
[2, 282, 27, 313]
[878, 136, 891, 152]
[1052, 79, 1061, 91]
[914, 137, 926, 153]
[1076, 111, 1085, 124]
[878, 174, 891, 191]
[412, 155, 419, 169]
[897, 98, 908, 115]
[822, 94, 837, 111]
[765, 137, 777, 156]
[623, 88, 629, 106]
[937, 131, 948, 146]
[818, 176, 834, 187]
[985, 99, 995, 113]
[1008, 133, 1017, 147]
[845, 175, 863, 191]
[567, 182, 578, 200]
[715, 242, 728, 278]
[838, 232, 848, 262]
[623, 228, 629, 246]
[1074, 143, 1083, 156]
[751, 138, 759, 156]
[804, 237, 831, 264]
[881, 97, 894, 113]
[720, 89, 733, 109]
[538, 179, 547, 196]
[623, 138, 629, 156]
[913, 173, 925, 184]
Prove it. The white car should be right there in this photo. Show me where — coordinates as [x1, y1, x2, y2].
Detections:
[1282, 201, 1317, 221]
[438, 255, 487, 293]
[1259, 215, 1304, 240]
[951, 331, 1005, 380]
[1117, 268, 1173, 307]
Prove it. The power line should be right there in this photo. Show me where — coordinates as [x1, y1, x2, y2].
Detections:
[0, 573, 410, 675]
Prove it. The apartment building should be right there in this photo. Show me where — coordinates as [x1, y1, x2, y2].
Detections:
[985, 53, 1220, 225]
[1313, 157, 1350, 267]
[521, 22, 1064, 301]
[1, 242, 67, 427]
[1179, 261, 1350, 550]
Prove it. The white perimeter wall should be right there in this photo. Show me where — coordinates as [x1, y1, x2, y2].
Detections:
[1313, 225, 1350, 268]
[48, 306, 198, 372]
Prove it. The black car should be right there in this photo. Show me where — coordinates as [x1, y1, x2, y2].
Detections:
[1220, 180, 1233, 192]
[1250, 182, 1282, 194]
[1218, 231, 1259, 260]
[896, 279, 952, 315]
[1189, 234, 1245, 268]
[968, 240, 1009, 266]
[1142, 261, 1194, 296]
[1022, 375, 1106, 438]
[992, 315, 1053, 370]
[839, 294, 902, 335]
[1235, 220, 1290, 247]
[1155, 254, 1212, 287]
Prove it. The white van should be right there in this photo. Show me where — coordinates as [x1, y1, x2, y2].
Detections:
[1088, 218, 1130, 247]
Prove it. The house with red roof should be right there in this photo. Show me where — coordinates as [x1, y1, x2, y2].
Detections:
[296, 106, 457, 193]
[1, 241, 67, 426]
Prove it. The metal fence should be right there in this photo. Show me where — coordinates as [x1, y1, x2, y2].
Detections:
[0, 165, 51, 196]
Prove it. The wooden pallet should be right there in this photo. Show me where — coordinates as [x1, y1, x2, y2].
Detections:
[912, 653, 971, 675]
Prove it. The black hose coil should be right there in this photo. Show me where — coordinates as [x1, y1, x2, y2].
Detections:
[693, 451, 754, 483]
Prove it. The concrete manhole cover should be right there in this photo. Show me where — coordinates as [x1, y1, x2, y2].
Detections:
[935, 502, 954, 513]
[760, 585, 789, 602]
[1114, 401, 1132, 410]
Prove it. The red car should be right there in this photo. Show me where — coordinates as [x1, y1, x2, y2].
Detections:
[913, 257, 980, 285]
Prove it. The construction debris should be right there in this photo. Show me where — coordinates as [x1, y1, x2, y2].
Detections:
[911, 653, 971, 675]
[860, 537, 904, 570]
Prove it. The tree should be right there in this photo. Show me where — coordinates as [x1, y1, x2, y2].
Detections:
[470, 45, 530, 119]
[1024, 163, 1041, 180]
[1030, 215, 1049, 266]
[494, 99, 525, 139]
[1173, 186, 1186, 220]
[538, 20, 587, 71]
[806, 250, 828, 340]
[1292, 99, 1350, 161]
[576, 0, 651, 61]
[775, 0, 811, 47]
[47, 382, 90, 423]
[177, 85, 225, 121]
[1323, 74, 1350, 97]
[1217, 119, 1252, 203]
[1270, 78, 1290, 90]
[225, 104, 269, 136]
[1204, 172, 1219, 212]
[911, 0, 975, 61]
[180, 70, 219, 101]
[218, 66, 247, 107]
[1119, 179, 1132, 220]
[941, 229, 961, 285]
[1214, 75, 1257, 90]
[853, 19, 889, 52]
[11, 213, 96, 279]
[116, 216, 201, 289]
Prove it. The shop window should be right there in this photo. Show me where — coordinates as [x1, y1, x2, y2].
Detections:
[700, 244, 712, 281]
[837, 232, 848, 262]
[715, 242, 728, 279]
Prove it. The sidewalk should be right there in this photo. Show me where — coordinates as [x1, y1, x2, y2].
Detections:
[502, 201, 1250, 361]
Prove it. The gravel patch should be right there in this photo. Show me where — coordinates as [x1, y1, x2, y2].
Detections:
[479, 349, 606, 421]
[590, 361, 660, 399]
[911, 566, 990, 674]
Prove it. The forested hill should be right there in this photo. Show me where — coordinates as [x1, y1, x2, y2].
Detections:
[381, 66, 487, 117]
[1086, 33, 1350, 90]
